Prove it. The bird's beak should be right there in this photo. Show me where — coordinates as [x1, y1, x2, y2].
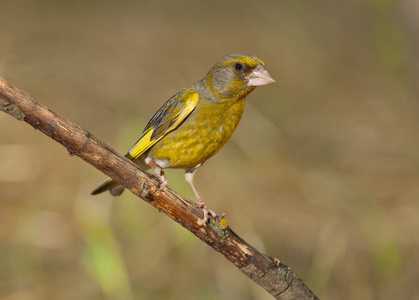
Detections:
[247, 67, 276, 87]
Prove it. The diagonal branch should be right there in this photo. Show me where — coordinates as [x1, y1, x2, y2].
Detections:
[0, 77, 318, 300]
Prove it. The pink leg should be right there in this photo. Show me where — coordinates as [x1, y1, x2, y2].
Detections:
[185, 169, 216, 225]
[145, 157, 168, 189]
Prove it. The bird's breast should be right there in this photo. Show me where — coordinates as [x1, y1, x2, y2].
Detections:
[148, 98, 245, 169]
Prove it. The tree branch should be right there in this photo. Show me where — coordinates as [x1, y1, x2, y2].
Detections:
[0, 77, 318, 300]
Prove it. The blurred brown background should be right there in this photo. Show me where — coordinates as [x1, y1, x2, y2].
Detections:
[1, 0, 419, 299]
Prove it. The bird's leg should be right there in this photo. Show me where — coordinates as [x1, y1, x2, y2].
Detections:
[145, 157, 168, 190]
[185, 169, 216, 225]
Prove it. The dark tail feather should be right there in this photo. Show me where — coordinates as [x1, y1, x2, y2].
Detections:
[91, 178, 125, 196]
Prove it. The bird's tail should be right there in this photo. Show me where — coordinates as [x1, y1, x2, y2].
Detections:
[91, 155, 149, 196]
[91, 178, 125, 196]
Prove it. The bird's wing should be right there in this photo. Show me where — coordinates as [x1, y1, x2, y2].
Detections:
[126, 91, 199, 160]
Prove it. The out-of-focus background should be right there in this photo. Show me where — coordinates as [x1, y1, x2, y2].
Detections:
[1, 0, 418, 299]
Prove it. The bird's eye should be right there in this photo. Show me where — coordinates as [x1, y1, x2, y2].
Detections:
[234, 62, 243, 71]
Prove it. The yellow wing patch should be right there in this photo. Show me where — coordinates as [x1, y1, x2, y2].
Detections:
[127, 129, 157, 159]
[126, 92, 199, 160]
[170, 92, 199, 129]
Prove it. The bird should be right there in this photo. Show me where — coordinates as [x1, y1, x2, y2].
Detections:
[91, 53, 275, 225]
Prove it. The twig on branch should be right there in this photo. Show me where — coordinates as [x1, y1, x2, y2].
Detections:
[0, 77, 319, 300]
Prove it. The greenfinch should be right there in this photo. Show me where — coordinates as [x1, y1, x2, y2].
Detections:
[92, 53, 275, 224]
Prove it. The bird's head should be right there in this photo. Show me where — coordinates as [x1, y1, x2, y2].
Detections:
[203, 54, 275, 102]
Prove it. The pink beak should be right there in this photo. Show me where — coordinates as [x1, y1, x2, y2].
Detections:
[247, 67, 276, 87]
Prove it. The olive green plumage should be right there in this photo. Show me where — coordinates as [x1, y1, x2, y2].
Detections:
[92, 53, 275, 224]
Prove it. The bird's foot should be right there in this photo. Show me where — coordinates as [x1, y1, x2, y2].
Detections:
[156, 170, 168, 190]
[146, 157, 168, 190]
[196, 201, 217, 226]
